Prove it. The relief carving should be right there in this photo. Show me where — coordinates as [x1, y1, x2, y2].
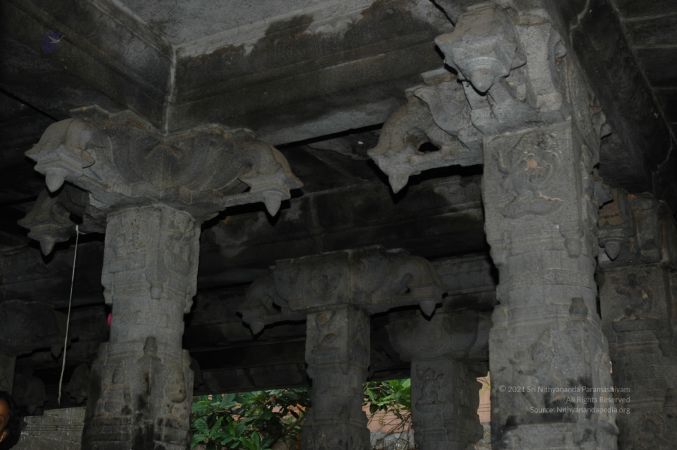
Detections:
[495, 131, 562, 218]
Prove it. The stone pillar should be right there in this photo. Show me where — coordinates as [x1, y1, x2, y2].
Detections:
[0, 353, 15, 393]
[387, 310, 488, 450]
[239, 247, 446, 450]
[302, 306, 370, 449]
[367, 2, 620, 448]
[83, 205, 199, 449]
[598, 190, 677, 449]
[482, 120, 616, 449]
[24, 106, 302, 449]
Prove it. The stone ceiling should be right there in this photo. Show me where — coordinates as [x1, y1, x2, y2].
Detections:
[610, 0, 677, 132]
[2, 0, 677, 404]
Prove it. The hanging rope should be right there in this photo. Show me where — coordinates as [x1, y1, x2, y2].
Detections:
[57, 224, 80, 405]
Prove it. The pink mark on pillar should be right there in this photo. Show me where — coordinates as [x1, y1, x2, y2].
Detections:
[106, 312, 112, 327]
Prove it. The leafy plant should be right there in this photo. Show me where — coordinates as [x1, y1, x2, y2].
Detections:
[364, 379, 413, 446]
[191, 380, 413, 449]
[191, 388, 309, 449]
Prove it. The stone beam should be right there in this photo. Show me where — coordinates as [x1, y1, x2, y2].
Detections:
[1, 0, 452, 142]
[5, 175, 485, 307]
[24, 106, 301, 450]
[545, 0, 677, 210]
[0, 0, 169, 126]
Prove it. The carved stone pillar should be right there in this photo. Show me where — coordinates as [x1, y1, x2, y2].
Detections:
[82, 205, 198, 449]
[239, 247, 446, 450]
[482, 120, 616, 449]
[24, 106, 301, 449]
[303, 306, 371, 449]
[598, 190, 677, 449]
[0, 354, 15, 393]
[367, 2, 619, 448]
[386, 311, 488, 450]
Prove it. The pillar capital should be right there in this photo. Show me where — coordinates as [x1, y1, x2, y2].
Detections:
[240, 247, 446, 334]
[386, 310, 489, 362]
[21, 107, 303, 449]
[25, 106, 302, 225]
[368, 0, 607, 196]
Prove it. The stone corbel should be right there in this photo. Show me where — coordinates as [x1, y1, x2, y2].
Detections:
[368, 70, 482, 193]
[239, 247, 447, 334]
[239, 272, 305, 335]
[25, 106, 302, 223]
[18, 184, 98, 255]
[369, 1, 606, 198]
[18, 189, 75, 255]
[435, 3, 565, 132]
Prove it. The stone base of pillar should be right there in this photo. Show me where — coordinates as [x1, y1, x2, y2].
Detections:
[13, 407, 85, 450]
[302, 421, 371, 449]
[82, 340, 193, 449]
[498, 422, 618, 450]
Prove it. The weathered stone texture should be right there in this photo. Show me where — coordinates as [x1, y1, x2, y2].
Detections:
[82, 205, 198, 449]
[302, 306, 371, 450]
[598, 191, 677, 449]
[387, 311, 487, 450]
[13, 407, 85, 450]
[240, 248, 448, 449]
[368, 1, 618, 448]
[24, 106, 301, 449]
[240, 247, 446, 333]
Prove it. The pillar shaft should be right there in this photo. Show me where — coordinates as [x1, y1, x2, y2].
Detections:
[483, 121, 617, 449]
[601, 266, 673, 449]
[0, 353, 15, 393]
[386, 310, 487, 450]
[82, 205, 199, 450]
[598, 191, 677, 449]
[302, 305, 370, 450]
[411, 358, 481, 450]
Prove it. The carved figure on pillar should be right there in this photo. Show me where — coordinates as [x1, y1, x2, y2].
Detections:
[24, 106, 302, 450]
[367, 2, 618, 449]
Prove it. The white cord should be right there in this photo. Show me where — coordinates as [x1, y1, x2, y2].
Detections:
[57, 225, 80, 405]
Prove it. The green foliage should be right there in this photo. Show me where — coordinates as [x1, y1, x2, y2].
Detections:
[191, 379, 412, 449]
[191, 388, 309, 449]
[364, 378, 411, 414]
[364, 379, 412, 443]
